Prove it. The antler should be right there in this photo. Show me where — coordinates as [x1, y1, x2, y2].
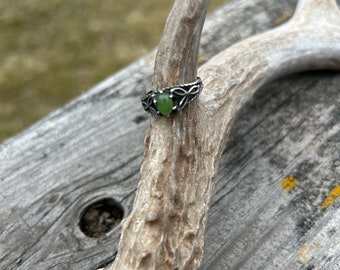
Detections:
[110, 0, 340, 269]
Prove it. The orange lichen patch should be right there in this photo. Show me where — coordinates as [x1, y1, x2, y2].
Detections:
[281, 175, 298, 193]
[320, 185, 340, 210]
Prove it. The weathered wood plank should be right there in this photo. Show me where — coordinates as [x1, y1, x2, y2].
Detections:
[201, 71, 340, 269]
[1, 0, 339, 269]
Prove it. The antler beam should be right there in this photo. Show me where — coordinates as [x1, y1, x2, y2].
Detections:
[110, 0, 340, 269]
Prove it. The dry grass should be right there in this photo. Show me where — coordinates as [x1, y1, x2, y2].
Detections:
[0, 0, 227, 142]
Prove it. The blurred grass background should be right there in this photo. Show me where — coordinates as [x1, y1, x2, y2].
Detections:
[0, 0, 226, 143]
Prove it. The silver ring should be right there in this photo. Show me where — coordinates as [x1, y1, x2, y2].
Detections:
[141, 77, 203, 116]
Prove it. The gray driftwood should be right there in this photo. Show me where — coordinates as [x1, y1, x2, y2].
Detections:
[112, 0, 340, 269]
[1, 0, 339, 269]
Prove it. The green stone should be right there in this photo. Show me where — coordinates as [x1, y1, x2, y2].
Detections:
[156, 93, 173, 116]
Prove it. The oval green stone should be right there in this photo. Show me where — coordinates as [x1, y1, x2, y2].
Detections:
[156, 93, 173, 116]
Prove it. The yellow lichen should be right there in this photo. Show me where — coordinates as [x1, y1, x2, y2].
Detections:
[298, 241, 322, 265]
[320, 185, 340, 210]
[298, 244, 310, 265]
[273, 12, 293, 25]
[281, 175, 298, 193]
[197, 54, 207, 64]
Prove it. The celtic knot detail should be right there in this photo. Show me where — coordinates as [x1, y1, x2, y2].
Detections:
[141, 77, 203, 116]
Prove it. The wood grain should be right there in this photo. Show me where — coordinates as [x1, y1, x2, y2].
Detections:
[1, 0, 339, 269]
[113, 0, 340, 269]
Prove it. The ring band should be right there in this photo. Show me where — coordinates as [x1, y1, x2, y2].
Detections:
[141, 77, 203, 116]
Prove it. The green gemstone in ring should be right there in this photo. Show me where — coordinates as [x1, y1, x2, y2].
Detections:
[156, 93, 173, 116]
[141, 77, 203, 116]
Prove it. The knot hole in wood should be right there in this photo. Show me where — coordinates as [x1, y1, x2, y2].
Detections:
[78, 198, 124, 238]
